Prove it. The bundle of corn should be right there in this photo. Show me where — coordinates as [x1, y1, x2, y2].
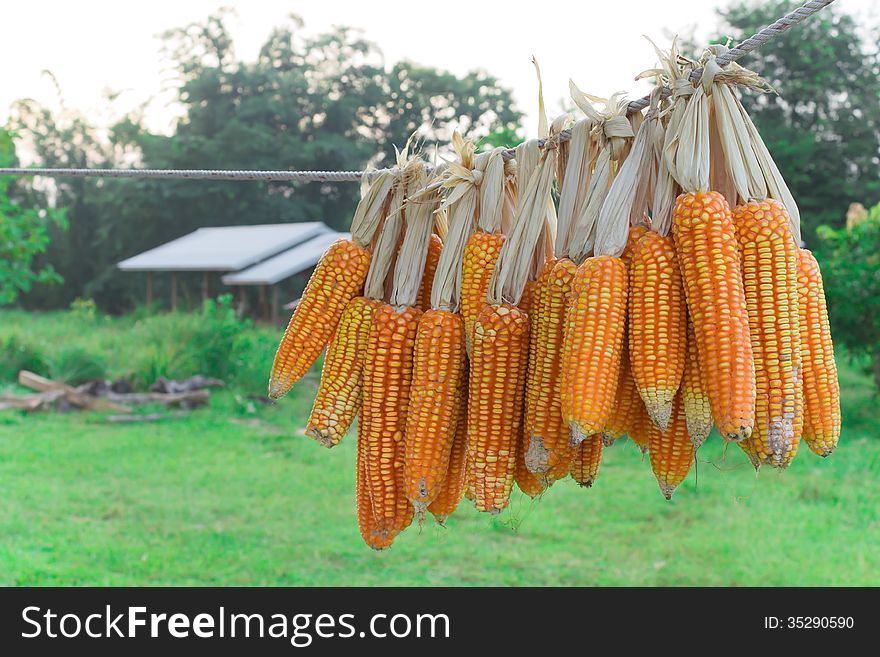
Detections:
[404, 134, 480, 521]
[274, 36, 843, 545]
[561, 91, 634, 459]
[594, 87, 694, 496]
[707, 45, 807, 469]
[359, 159, 438, 549]
[522, 81, 601, 483]
[665, 52, 757, 446]
[305, 165, 409, 448]
[268, 167, 399, 399]
[469, 115, 565, 513]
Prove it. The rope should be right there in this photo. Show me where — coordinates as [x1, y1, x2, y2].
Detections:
[0, 167, 367, 182]
[0, 0, 835, 183]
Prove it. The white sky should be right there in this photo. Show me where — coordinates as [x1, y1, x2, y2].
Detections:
[2, 0, 878, 142]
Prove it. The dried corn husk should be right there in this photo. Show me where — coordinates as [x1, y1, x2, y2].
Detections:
[568, 91, 635, 263]
[594, 89, 664, 256]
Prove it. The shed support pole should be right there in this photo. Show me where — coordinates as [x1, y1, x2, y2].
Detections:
[146, 272, 153, 306]
[202, 271, 209, 302]
[171, 272, 178, 312]
[259, 284, 268, 322]
[271, 285, 279, 324]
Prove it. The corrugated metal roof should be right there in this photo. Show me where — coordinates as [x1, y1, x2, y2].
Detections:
[117, 223, 330, 271]
[221, 231, 349, 285]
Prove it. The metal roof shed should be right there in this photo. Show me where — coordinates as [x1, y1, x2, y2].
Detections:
[222, 231, 348, 322]
[117, 222, 330, 310]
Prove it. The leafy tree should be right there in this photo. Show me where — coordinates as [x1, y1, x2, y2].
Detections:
[0, 128, 66, 305]
[11, 12, 522, 312]
[717, 1, 880, 243]
[817, 203, 880, 389]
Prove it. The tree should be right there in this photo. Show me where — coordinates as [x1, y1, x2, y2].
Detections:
[11, 12, 522, 312]
[816, 203, 880, 389]
[0, 128, 66, 305]
[717, 1, 880, 243]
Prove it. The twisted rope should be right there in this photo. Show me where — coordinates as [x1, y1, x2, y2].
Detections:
[0, 0, 835, 182]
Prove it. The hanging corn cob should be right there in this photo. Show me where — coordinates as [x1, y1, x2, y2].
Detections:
[523, 84, 603, 480]
[404, 135, 477, 515]
[681, 316, 713, 447]
[665, 53, 756, 443]
[460, 147, 512, 355]
[359, 159, 433, 549]
[570, 434, 604, 488]
[514, 279, 548, 497]
[427, 377, 470, 523]
[562, 91, 638, 445]
[601, 226, 651, 446]
[734, 199, 802, 468]
[797, 249, 841, 457]
[305, 296, 378, 447]
[269, 168, 398, 399]
[469, 115, 565, 513]
[629, 229, 687, 430]
[647, 391, 695, 499]
[708, 46, 806, 467]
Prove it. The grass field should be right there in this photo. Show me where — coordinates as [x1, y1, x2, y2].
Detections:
[1, 310, 878, 586]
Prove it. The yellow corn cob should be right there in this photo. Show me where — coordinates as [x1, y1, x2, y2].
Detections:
[428, 377, 470, 524]
[561, 255, 628, 444]
[797, 248, 841, 457]
[404, 309, 467, 512]
[648, 391, 694, 499]
[269, 238, 371, 399]
[672, 191, 755, 441]
[306, 297, 377, 447]
[468, 303, 530, 513]
[602, 345, 643, 445]
[524, 257, 576, 478]
[681, 317, 713, 447]
[356, 413, 394, 550]
[570, 433, 604, 488]
[514, 280, 551, 497]
[628, 231, 687, 430]
[361, 303, 421, 545]
[416, 233, 443, 311]
[461, 231, 505, 355]
[603, 225, 652, 446]
[734, 200, 802, 469]
[627, 406, 650, 455]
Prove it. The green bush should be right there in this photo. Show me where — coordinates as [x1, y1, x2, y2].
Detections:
[127, 295, 272, 393]
[48, 346, 108, 386]
[0, 336, 48, 382]
[817, 202, 880, 389]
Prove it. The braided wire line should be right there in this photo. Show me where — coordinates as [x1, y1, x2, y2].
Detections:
[0, 167, 368, 182]
[0, 0, 835, 182]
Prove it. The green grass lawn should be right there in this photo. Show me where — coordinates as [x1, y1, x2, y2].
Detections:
[0, 311, 878, 586]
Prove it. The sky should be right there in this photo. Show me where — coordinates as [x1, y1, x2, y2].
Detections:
[2, 0, 878, 145]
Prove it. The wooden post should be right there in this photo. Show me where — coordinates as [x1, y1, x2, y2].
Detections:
[170, 272, 178, 312]
[271, 285, 279, 324]
[202, 271, 209, 302]
[259, 284, 268, 322]
[146, 272, 153, 306]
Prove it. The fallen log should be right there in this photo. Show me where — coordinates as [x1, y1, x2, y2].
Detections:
[105, 390, 210, 408]
[0, 390, 66, 412]
[17, 371, 132, 413]
[104, 411, 190, 424]
[150, 375, 225, 394]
